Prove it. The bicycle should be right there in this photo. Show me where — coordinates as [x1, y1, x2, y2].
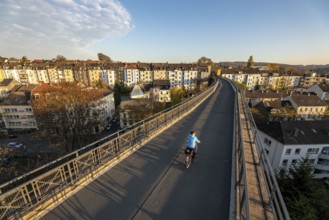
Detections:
[185, 144, 198, 168]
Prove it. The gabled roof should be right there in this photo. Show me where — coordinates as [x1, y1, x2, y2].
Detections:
[0, 79, 17, 86]
[318, 83, 329, 92]
[290, 94, 328, 107]
[245, 91, 288, 99]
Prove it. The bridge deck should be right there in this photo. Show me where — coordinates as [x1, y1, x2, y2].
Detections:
[41, 80, 234, 220]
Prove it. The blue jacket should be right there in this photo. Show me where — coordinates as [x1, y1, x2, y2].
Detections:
[187, 134, 200, 149]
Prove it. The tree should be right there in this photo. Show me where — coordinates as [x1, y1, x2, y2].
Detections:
[95, 79, 108, 89]
[98, 53, 112, 62]
[32, 83, 105, 152]
[197, 56, 213, 66]
[276, 158, 318, 220]
[170, 86, 186, 105]
[113, 82, 131, 106]
[247, 55, 254, 67]
[21, 56, 30, 63]
[267, 63, 279, 71]
[55, 55, 67, 61]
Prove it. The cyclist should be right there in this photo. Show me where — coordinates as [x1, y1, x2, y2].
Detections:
[185, 130, 201, 159]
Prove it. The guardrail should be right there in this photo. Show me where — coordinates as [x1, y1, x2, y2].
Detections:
[226, 78, 290, 220]
[239, 89, 290, 220]
[0, 78, 219, 220]
[230, 81, 251, 220]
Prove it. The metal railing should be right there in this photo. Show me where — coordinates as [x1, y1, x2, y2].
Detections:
[240, 89, 290, 220]
[0, 79, 219, 220]
[230, 81, 251, 220]
[226, 78, 290, 220]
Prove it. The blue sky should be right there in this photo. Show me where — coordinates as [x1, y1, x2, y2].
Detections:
[0, 0, 328, 65]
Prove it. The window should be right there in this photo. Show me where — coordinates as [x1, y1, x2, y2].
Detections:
[291, 159, 297, 165]
[282, 159, 288, 166]
[295, 148, 301, 155]
[309, 159, 315, 165]
[307, 148, 319, 154]
[321, 147, 329, 155]
[285, 149, 291, 155]
[264, 137, 272, 146]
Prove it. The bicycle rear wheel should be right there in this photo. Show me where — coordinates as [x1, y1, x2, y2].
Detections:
[186, 155, 191, 168]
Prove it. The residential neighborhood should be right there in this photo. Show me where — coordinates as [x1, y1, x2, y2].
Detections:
[221, 66, 329, 178]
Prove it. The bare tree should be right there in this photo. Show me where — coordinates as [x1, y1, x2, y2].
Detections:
[32, 83, 105, 152]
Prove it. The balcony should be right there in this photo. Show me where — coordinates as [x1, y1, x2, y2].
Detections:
[314, 163, 329, 172]
[318, 153, 329, 161]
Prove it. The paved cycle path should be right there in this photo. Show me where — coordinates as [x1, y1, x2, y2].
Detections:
[43, 79, 235, 220]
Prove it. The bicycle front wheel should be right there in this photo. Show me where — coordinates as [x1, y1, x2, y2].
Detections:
[186, 155, 191, 168]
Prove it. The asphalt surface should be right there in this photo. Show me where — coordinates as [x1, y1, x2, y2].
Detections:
[42, 79, 235, 220]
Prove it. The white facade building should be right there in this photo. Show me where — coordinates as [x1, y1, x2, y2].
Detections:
[257, 121, 329, 179]
[124, 66, 140, 87]
[27, 69, 39, 84]
[36, 69, 50, 83]
[307, 83, 329, 100]
[101, 69, 116, 88]
[168, 69, 183, 88]
[183, 70, 198, 90]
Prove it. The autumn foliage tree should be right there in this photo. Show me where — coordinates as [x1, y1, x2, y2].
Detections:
[32, 83, 105, 152]
[170, 86, 186, 106]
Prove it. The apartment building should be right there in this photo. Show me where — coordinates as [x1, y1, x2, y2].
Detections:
[168, 68, 183, 88]
[87, 66, 102, 87]
[0, 79, 20, 98]
[0, 67, 6, 82]
[32, 83, 115, 133]
[101, 68, 116, 88]
[139, 68, 153, 83]
[47, 66, 60, 83]
[0, 85, 37, 131]
[152, 80, 171, 103]
[91, 90, 115, 132]
[4, 67, 20, 83]
[26, 68, 39, 84]
[287, 94, 328, 120]
[299, 75, 327, 88]
[124, 65, 140, 87]
[154, 67, 168, 80]
[62, 65, 75, 82]
[183, 69, 198, 91]
[246, 73, 261, 90]
[245, 91, 288, 107]
[257, 121, 329, 179]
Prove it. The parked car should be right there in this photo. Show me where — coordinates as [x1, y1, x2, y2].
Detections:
[105, 124, 112, 130]
[7, 142, 25, 149]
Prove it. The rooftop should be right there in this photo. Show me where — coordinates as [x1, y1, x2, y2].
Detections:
[290, 94, 328, 106]
[245, 91, 288, 99]
[258, 120, 329, 145]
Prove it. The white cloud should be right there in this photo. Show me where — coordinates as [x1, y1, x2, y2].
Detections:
[0, 0, 133, 59]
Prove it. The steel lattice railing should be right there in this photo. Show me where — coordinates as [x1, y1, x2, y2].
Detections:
[226, 78, 290, 220]
[0, 79, 219, 220]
